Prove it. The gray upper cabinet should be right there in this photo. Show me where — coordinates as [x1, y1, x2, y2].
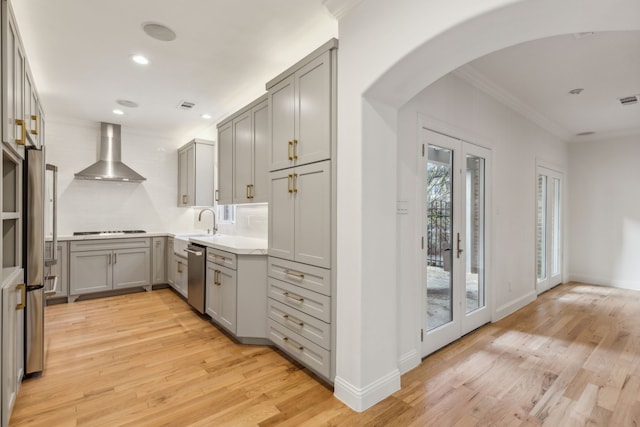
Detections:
[216, 122, 233, 205]
[267, 48, 333, 172]
[177, 139, 215, 207]
[216, 95, 268, 205]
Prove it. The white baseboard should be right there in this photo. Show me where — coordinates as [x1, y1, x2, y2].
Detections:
[334, 369, 401, 412]
[494, 290, 536, 321]
[569, 274, 640, 291]
[398, 349, 420, 375]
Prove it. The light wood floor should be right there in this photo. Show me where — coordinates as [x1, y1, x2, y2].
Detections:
[10, 282, 640, 426]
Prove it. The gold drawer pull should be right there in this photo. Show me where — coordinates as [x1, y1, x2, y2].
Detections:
[287, 174, 293, 193]
[31, 114, 39, 135]
[16, 119, 26, 145]
[284, 269, 304, 279]
[283, 291, 304, 303]
[16, 284, 26, 310]
[287, 140, 293, 160]
[283, 314, 304, 327]
[292, 139, 298, 159]
[182, 195, 188, 204]
[283, 337, 303, 351]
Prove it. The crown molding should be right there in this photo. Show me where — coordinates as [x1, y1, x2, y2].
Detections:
[453, 64, 573, 142]
[322, 0, 364, 20]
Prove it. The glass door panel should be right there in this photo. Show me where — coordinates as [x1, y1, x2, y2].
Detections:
[536, 166, 563, 294]
[426, 146, 453, 331]
[465, 155, 485, 314]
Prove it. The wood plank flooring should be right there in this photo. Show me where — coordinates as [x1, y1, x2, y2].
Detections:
[10, 282, 640, 426]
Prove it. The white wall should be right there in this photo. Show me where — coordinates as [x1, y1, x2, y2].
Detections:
[45, 118, 267, 239]
[568, 134, 640, 289]
[332, 0, 640, 413]
[396, 73, 569, 369]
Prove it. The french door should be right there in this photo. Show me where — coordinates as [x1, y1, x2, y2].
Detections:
[536, 166, 563, 293]
[422, 129, 491, 357]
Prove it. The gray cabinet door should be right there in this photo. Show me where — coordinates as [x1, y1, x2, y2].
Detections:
[152, 237, 166, 284]
[1, 269, 24, 427]
[268, 169, 295, 261]
[70, 250, 112, 294]
[268, 75, 295, 171]
[232, 110, 253, 204]
[217, 122, 233, 205]
[294, 161, 331, 268]
[166, 238, 175, 285]
[218, 265, 237, 334]
[295, 51, 332, 167]
[252, 100, 269, 203]
[177, 147, 190, 206]
[112, 248, 151, 289]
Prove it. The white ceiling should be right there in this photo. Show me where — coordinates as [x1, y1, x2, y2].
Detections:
[456, 31, 640, 143]
[11, 0, 338, 140]
[11, 3, 640, 144]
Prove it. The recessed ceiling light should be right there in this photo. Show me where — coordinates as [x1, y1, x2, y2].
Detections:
[201, 114, 212, 120]
[116, 99, 139, 108]
[142, 22, 176, 42]
[568, 88, 584, 95]
[132, 55, 150, 65]
[113, 109, 124, 115]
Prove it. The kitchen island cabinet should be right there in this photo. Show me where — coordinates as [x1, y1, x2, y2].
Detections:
[69, 238, 151, 300]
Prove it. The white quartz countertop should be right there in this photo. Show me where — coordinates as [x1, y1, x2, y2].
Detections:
[189, 235, 267, 255]
[54, 232, 267, 255]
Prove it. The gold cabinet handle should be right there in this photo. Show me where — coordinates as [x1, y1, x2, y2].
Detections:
[287, 140, 293, 160]
[246, 184, 251, 199]
[293, 173, 298, 193]
[283, 291, 304, 303]
[214, 270, 221, 286]
[215, 189, 219, 202]
[177, 261, 183, 273]
[283, 314, 304, 327]
[15, 119, 26, 145]
[16, 284, 26, 310]
[113, 253, 117, 264]
[284, 269, 304, 279]
[292, 139, 298, 160]
[283, 336, 304, 351]
[107, 254, 112, 265]
[31, 115, 39, 135]
[287, 174, 293, 193]
[182, 195, 188, 204]
[248, 184, 254, 199]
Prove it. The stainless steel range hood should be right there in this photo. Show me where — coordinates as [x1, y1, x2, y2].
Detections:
[74, 122, 146, 182]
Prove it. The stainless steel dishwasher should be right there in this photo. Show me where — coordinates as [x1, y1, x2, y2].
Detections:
[186, 243, 206, 314]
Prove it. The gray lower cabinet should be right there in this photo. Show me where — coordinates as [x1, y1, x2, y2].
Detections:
[1, 268, 24, 427]
[171, 254, 188, 297]
[267, 257, 332, 381]
[152, 237, 166, 284]
[206, 247, 268, 342]
[69, 238, 151, 297]
[44, 241, 68, 300]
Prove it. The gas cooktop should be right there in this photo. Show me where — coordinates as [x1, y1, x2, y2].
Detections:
[73, 230, 146, 236]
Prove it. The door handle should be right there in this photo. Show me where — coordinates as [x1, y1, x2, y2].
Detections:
[184, 248, 203, 256]
[457, 233, 463, 258]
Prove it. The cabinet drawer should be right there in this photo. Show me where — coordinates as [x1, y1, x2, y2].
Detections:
[268, 298, 330, 350]
[206, 247, 237, 270]
[268, 277, 330, 322]
[70, 238, 150, 252]
[268, 257, 331, 297]
[268, 319, 330, 379]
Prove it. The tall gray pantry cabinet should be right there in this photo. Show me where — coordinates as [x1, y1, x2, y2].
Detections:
[1, 0, 47, 425]
[266, 39, 337, 382]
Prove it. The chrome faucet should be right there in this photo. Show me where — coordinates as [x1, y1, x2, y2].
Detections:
[198, 208, 217, 235]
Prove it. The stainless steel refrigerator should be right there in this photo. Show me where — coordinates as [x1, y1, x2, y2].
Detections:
[23, 147, 57, 376]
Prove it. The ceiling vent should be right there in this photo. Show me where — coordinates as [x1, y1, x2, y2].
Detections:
[618, 95, 638, 106]
[178, 101, 196, 110]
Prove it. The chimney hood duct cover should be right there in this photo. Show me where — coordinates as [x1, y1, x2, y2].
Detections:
[74, 122, 146, 182]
